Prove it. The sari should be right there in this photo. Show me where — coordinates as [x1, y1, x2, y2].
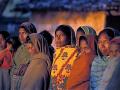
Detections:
[50, 46, 78, 90]
[66, 51, 95, 90]
[66, 26, 96, 90]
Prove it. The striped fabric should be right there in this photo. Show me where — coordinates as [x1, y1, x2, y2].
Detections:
[90, 56, 109, 90]
[81, 26, 96, 36]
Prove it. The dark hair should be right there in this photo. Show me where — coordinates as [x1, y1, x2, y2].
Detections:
[79, 36, 88, 46]
[6, 36, 21, 52]
[98, 27, 115, 41]
[19, 22, 37, 34]
[40, 30, 53, 45]
[0, 31, 10, 40]
[55, 25, 76, 45]
[76, 27, 85, 34]
[97, 27, 115, 57]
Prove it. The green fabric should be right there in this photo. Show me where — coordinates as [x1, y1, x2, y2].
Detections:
[13, 44, 30, 69]
[81, 26, 96, 36]
[11, 44, 30, 90]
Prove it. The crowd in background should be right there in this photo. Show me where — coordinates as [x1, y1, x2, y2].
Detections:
[0, 22, 120, 90]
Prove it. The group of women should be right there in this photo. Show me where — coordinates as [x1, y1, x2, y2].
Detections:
[0, 22, 120, 90]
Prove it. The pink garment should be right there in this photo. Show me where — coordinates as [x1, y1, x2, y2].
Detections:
[111, 37, 120, 44]
[0, 49, 12, 69]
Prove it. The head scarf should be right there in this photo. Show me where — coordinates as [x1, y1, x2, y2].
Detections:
[79, 26, 97, 54]
[20, 22, 37, 34]
[110, 36, 120, 45]
[80, 26, 96, 36]
[29, 33, 50, 58]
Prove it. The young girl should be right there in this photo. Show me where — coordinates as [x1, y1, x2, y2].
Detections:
[0, 36, 20, 90]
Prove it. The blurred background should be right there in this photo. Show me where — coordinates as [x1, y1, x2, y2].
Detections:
[0, 0, 120, 36]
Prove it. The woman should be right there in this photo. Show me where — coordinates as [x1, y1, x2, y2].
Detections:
[90, 27, 115, 90]
[50, 25, 78, 90]
[11, 22, 37, 90]
[98, 37, 120, 90]
[20, 33, 51, 90]
[0, 36, 20, 90]
[66, 28, 96, 90]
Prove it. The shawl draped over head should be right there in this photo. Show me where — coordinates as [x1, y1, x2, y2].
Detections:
[66, 26, 96, 90]
[12, 22, 38, 68]
[20, 33, 52, 90]
[110, 36, 120, 44]
[80, 26, 97, 54]
[29, 33, 50, 58]
[29, 33, 51, 68]
[80, 26, 96, 36]
[20, 22, 37, 34]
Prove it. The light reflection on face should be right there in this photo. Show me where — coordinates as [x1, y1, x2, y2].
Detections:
[55, 30, 68, 47]
[19, 28, 28, 43]
[98, 33, 110, 56]
[25, 43, 37, 55]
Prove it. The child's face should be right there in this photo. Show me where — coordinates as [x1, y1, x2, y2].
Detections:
[6, 43, 12, 50]
[80, 40, 89, 53]
[76, 32, 85, 46]
[109, 43, 120, 58]
[25, 43, 37, 55]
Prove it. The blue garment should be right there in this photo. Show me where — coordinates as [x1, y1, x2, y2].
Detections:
[90, 56, 109, 90]
[106, 57, 120, 90]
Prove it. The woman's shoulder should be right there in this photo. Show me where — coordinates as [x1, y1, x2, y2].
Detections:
[91, 56, 102, 65]
[31, 53, 51, 64]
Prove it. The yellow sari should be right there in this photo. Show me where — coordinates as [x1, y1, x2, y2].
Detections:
[50, 45, 78, 90]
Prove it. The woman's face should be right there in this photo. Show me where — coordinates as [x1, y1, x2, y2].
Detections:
[25, 43, 37, 55]
[76, 31, 85, 46]
[19, 28, 28, 43]
[55, 30, 68, 47]
[98, 33, 110, 56]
